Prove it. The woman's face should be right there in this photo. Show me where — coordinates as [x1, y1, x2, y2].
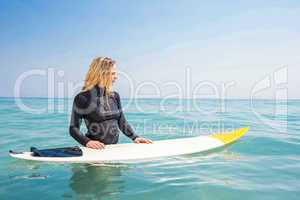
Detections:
[111, 64, 118, 84]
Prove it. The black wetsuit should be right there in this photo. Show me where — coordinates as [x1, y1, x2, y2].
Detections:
[69, 85, 139, 146]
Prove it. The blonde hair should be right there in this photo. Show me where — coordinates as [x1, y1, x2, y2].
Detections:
[82, 57, 116, 96]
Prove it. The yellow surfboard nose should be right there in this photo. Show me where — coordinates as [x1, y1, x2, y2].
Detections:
[210, 127, 249, 145]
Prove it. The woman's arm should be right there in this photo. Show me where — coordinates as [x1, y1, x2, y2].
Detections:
[69, 95, 91, 146]
[115, 92, 139, 141]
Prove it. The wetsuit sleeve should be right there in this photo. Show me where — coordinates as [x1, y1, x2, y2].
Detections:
[115, 92, 139, 141]
[69, 95, 91, 146]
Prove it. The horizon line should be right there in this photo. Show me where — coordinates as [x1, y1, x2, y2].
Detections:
[0, 96, 299, 100]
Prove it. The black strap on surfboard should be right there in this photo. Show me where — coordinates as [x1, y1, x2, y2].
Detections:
[30, 146, 83, 157]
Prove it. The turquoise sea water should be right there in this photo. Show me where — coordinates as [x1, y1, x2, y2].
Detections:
[0, 97, 299, 199]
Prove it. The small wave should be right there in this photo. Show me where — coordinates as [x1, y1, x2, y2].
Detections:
[9, 173, 48, 180]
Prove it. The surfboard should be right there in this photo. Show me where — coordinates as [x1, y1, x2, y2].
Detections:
[9, 127, 249, 163]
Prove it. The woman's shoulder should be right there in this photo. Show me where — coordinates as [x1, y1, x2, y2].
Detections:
[110, 91, 120, 99]
[73, 90, 91, 107]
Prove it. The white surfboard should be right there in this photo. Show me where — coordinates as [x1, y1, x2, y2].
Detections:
[9, 127, 249, 163]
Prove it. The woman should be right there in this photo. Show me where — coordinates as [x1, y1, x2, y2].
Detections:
[69, 57, 152, 149]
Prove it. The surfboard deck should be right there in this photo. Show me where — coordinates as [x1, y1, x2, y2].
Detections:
[9, 127, 249, 163]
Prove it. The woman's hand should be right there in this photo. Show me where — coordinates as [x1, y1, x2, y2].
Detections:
[86, 140, 105, 149]
[134, 137, 153, 144]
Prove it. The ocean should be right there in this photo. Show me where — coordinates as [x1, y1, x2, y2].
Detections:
[0, 97, 299, 199]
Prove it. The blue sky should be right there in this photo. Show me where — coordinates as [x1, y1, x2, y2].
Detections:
[0, 0, 299, 98]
